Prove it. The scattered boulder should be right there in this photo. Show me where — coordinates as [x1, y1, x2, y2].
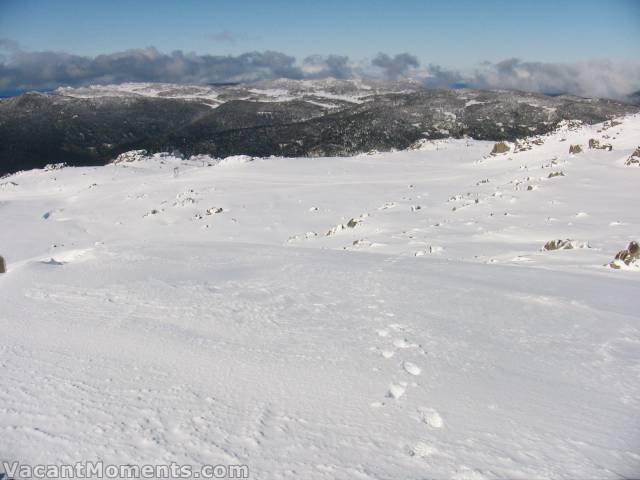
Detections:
[112, 150, 148, 164]
[206, 207, 224, 215]
[0, 255, 5, 273]
[490, 142, 510, 155]
[609, 241, 640, 269]
[326, 223, 346, 236]
[601, 120, 622, 130]
[513, 140, 532, 153]
[44, 162, 68, 171]
[144, 208, 161, 217]
[569, 144, 583, 154]
[352, 239, 371, 248]
[625, 147, 640, 166]
[543, 239, 589, 251]
[588, 139, 613, 151]
[346, 218, 362, 228]
[513, 138, 543, 153]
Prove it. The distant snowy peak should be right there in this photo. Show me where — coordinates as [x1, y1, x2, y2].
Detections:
[53, 78, 423, 107]
[55, 82, 223, 106]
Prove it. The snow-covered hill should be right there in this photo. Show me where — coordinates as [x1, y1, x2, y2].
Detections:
[54, 79, 418, 108]
[3, 80, 637, 175]
[1, 115, 639, 478]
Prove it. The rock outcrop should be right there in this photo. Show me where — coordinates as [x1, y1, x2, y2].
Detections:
[490, 142, 510, 155]
[569, 144, 583, 154]
[625, 147, 640, 166]
[112, 150, 148, 164]
[543, 239, 589, 251]
[609, 241, 640, 269]
[588, 139, 612, 151]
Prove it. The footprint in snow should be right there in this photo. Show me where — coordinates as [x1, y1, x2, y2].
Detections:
[387, 383, 406, 399]
[388, 323, 409, 331]
[419, 407, 444, 428]
[403, 361, 421, 376]
[410, 441, 438, 458]
[393, 338, 416, 349]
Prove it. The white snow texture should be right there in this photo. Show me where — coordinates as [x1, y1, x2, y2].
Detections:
[1, 114, 640, 479]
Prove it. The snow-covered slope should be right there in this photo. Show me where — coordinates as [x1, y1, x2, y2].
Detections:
[1, 115, 639, 478]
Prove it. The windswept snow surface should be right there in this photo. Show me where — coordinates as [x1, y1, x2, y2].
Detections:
[1, 115, 640, 479]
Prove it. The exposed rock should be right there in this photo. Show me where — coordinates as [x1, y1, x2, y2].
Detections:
[491, 142, 510, 155]
[588, 139, 612, 151]
[0, 255, 5, 273]
[513, 137, 544, 153]
[144, 208, 161, 217]
[206, 207, 224, 215]
[326, 224, 346, 236]
[352, 239, 371, 247]
[569, 144, 583, 154]
[112, 150, 148, 164]
[625, 147, 640, 166]
[609, 241, 640, 269]
[543, 239, 589, 251]
[547, 171, 565, 178]
[346, 218, 360, 228]
[44, 162, 68, 171]
[601, 120, 622, 130]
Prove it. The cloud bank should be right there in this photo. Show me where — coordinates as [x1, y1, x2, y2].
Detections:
[371, 53, 420, 80]
[1, 41, 638, 100]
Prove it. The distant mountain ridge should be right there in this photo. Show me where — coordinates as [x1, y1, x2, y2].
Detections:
[1, 79, 638, 175]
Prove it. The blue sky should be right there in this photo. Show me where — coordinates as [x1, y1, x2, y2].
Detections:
[1, 0, 638, 67]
